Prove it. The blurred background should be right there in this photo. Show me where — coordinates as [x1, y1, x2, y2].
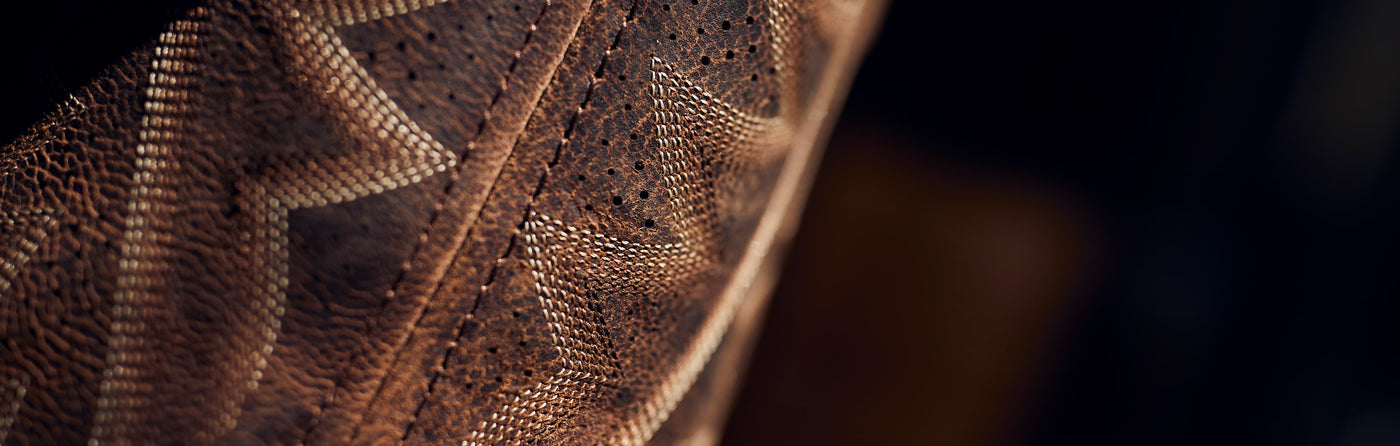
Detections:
[724, 0, 1400, 445]
[4, 0, 1400, 444]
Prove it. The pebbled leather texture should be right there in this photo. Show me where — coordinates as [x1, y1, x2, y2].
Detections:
[0, 0, 883, 444]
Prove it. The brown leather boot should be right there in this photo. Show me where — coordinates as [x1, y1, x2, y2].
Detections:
[0, 0, 884, 444]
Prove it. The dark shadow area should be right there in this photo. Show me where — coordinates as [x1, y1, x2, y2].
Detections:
[726, 0, 1400, 445]
[0, 1, 199, 143]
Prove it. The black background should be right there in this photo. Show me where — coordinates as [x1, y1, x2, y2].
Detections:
[728, 0, 1400, 445]
[4, 1, 1399, 444]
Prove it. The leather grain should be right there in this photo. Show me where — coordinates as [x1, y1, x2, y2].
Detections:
[0, 0, 883, 444]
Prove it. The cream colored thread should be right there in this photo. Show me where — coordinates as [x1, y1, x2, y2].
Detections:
[300, 0, 454, 26]
[607, 55, 796, 446]
[768, 0, 793, 75]
[611, 0, 875, 442]
[465, 51, 796, 443]
[94, 4, 456, 444]
[94, 11, 209, 446]
[233, 2, 457, 435]
[463, 211, 708, 445]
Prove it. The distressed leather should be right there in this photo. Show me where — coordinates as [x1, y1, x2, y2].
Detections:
[0, 0, 883, 444]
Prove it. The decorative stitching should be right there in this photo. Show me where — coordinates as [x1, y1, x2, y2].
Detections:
[347, 0, 598, 442]
[303, 0, 456, 26]
[93, 11, 211, 445]
[609, 55, 793, 445]
[96, 3, 461, 443]
[297, 1, 554, 442]
[397, 1, 640, 443]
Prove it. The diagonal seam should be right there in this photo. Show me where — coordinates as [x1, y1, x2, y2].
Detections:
[397, 0, 641, 442]
[298, 1, 560, 443]
[339, 0, 604, 442]
[345, 0, 595, 440]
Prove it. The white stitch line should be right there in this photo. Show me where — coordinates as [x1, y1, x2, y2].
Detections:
[300, 0, 455, 26]
[93, 4, 458, 443]
[463, 209, 709, 444]
[612, 0, 874, 442]
[94, 10, 210, 445]
[233, 1, 458, 436]
[463, 46, 799, 443]
[606, 54, 795, 446]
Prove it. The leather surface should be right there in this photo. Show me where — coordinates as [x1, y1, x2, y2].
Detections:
[0, 0, 883, 444]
